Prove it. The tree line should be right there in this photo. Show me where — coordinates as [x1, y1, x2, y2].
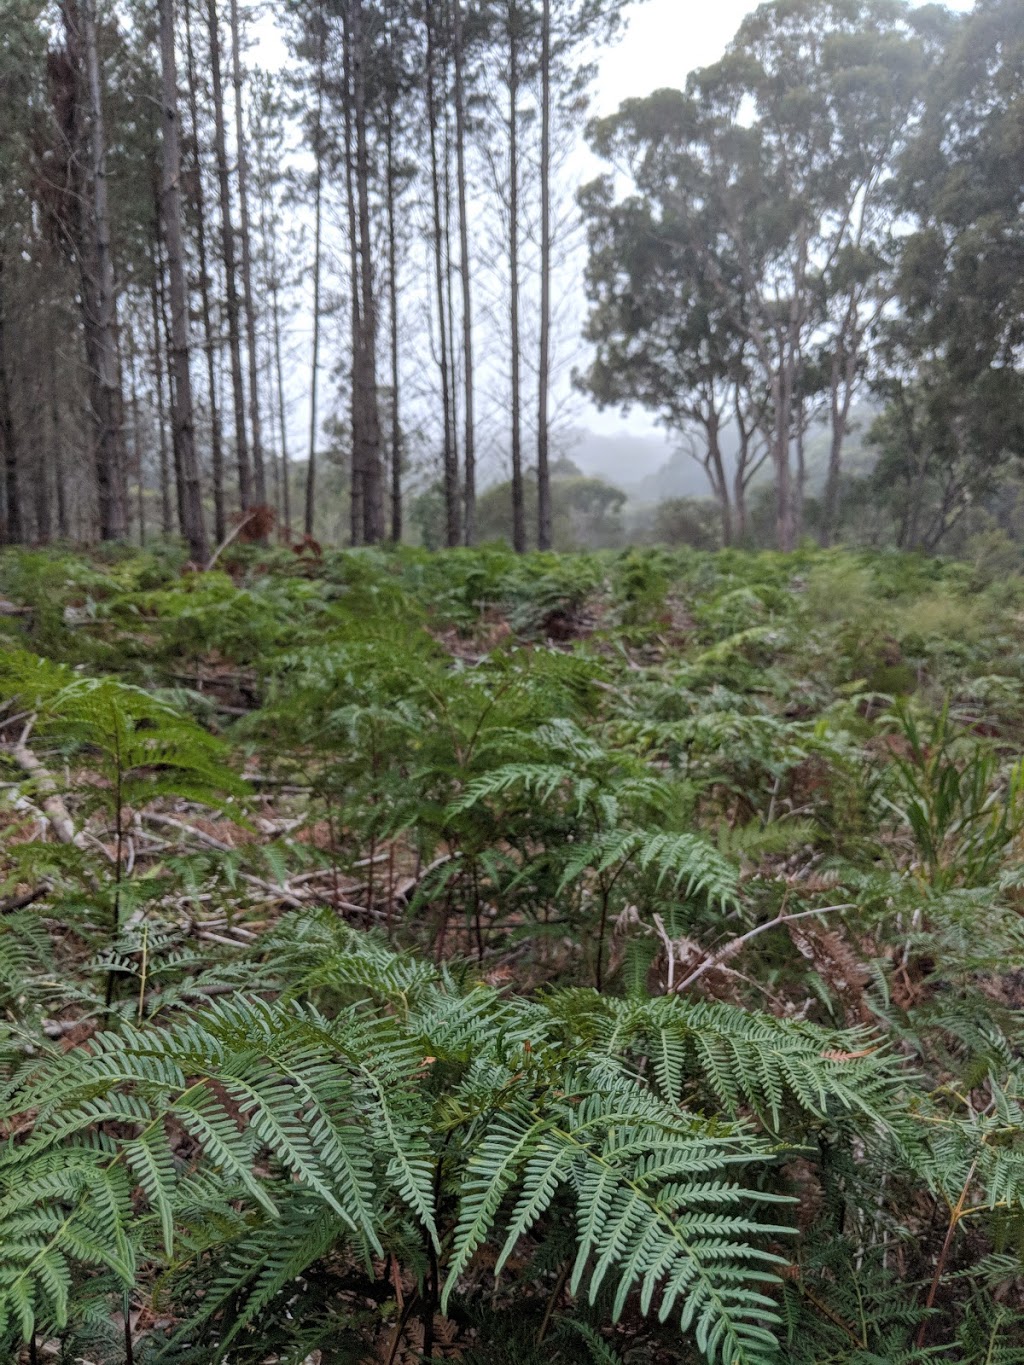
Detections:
[0, 0, 623, 561]
[0, 0, 1021, 559]
[580, 0, 1024, 553]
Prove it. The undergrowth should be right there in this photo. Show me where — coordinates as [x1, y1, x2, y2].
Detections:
[1, 543, 1023, 1362]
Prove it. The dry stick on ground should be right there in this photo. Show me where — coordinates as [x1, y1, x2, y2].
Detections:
[205, 508, 258, 571]
[2, 718, 85, 848]
[673, 904, 855, 994]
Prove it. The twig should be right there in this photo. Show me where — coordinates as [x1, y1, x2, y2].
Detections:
[144, 812, 234, 852]
[673, 904, 855, 994]
[2, 729, 85, 847]
[205, 509, 258, 571]
[0, 884, 51, 915]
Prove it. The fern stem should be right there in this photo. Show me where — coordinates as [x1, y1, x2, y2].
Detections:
[536, 1258, 571, 1345]
[915, 1156, 979, 1348]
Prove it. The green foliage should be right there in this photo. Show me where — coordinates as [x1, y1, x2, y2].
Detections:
[1, 543, 1024, 1359]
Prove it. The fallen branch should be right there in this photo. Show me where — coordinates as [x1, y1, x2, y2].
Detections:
[673, 904, 855, 994]
[0, 884, 51, 915]
[2, 727, 84, 847]
[205, 510, 258, 571]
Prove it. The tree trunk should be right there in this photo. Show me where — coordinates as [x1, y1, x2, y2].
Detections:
[205, 0, 251, 511]
[270, 277, 291, 541]
[155, 208, 185, 534]
[129, 325, 145, 547]
[451, 0, 476, 546]
[184, 0, 226, 544]
[508, 0, 525, 554]
[536, 0, 552, 552]
[229, 0, 267, 509]
[150, 256, 173, 535]
[158, 0, 209, 563]
[66, 0, 128, 541]
[32, 361, 52, 545]
[351, 0, 384, 544]
[426, 4, 459, 548]
[385, 65, 402, 543]
[342, 5, 364, 546]
[821, 347, 856, 548]
[305, 1, 325, 538]
[0, 251, 22, 545]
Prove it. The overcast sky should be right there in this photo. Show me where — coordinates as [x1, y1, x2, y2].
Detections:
[255, 0, 978, 470]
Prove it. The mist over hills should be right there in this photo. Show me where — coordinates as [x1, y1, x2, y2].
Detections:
[566, 404, 880, 505]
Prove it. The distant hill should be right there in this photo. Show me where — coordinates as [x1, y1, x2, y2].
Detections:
[565, 403, 881, 506]
[563, 428, 675, 491]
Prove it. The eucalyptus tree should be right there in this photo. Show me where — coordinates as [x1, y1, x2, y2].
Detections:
[581, 0, 929, 551]
[868, 0, 1024, 549]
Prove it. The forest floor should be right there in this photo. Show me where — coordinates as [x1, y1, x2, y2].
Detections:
[1, 541, 1024, 1364]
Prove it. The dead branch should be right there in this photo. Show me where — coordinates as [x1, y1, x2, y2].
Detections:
[673, 904, 855, 994]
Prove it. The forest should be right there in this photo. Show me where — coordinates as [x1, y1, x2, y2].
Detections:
[0, 0, 1021, 555]
[2, 0, 1024, 1361]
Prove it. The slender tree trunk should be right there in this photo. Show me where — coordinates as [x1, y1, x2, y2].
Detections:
[822, 347, 856, 548]
[260, 173, 292, 538]
[49, 317, 69, 540]
[451, 0, 476, 545]
[0, 251, 22, 545]
[150, 256, 173, 535]
[706, 412, 732, 547]
[184, 0, 226, 544]
[129, 327, 145, 547]
[32, 361, 52, 545]
[385, 77, 402, 543]
[305, 1, 325, 538]
[426, 4, 458, 548]
[66, 0, 128, 540]
[158, 0, 209, 564]
[351, 0, 383, 543]
[155, 211, 185, 534]
[536, 0, 552, 551]
[342, 6, 364, 546]
[508, 0, 525, 554]
[229, 0, 266, 508]
[205, 0, 251, 511]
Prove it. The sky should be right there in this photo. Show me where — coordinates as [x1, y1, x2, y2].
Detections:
[254, 0, 978, 475]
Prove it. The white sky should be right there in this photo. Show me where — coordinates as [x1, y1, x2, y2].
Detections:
[252, 0, 978, 468]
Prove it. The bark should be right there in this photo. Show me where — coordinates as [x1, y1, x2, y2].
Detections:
[0, 251, 22, 545]
[536, 0, 552, 551]
[65, 0, 128, 540]
[155, 209, 185, 534]
[351, 0, 384, 543]
[158, 0, 209, 563]
[32, 361, 51, 545]
[129, 334, 145, 547]
[821, 345, 857, 547]
[205, 0, 251, 510]
[426, 4, 459, 548]
[49, 322, 69, 540]
[263, 191, 292, 539]
[508, 0, 525, 554]
[342, 6, 364, 545]
[451, 0, 476, 545]
[385, 66, 402, 543]
[184, 0, 226, 544]
[229, 0, 267, 508]
[304, 1, 325, 538]
[150, 259, 173, 535]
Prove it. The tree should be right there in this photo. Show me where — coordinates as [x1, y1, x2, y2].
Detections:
[157, 0, 208, 563]
[229, 0, 267, 511]
[58, 0, 129, 541]
[206, 0, 251, 513]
